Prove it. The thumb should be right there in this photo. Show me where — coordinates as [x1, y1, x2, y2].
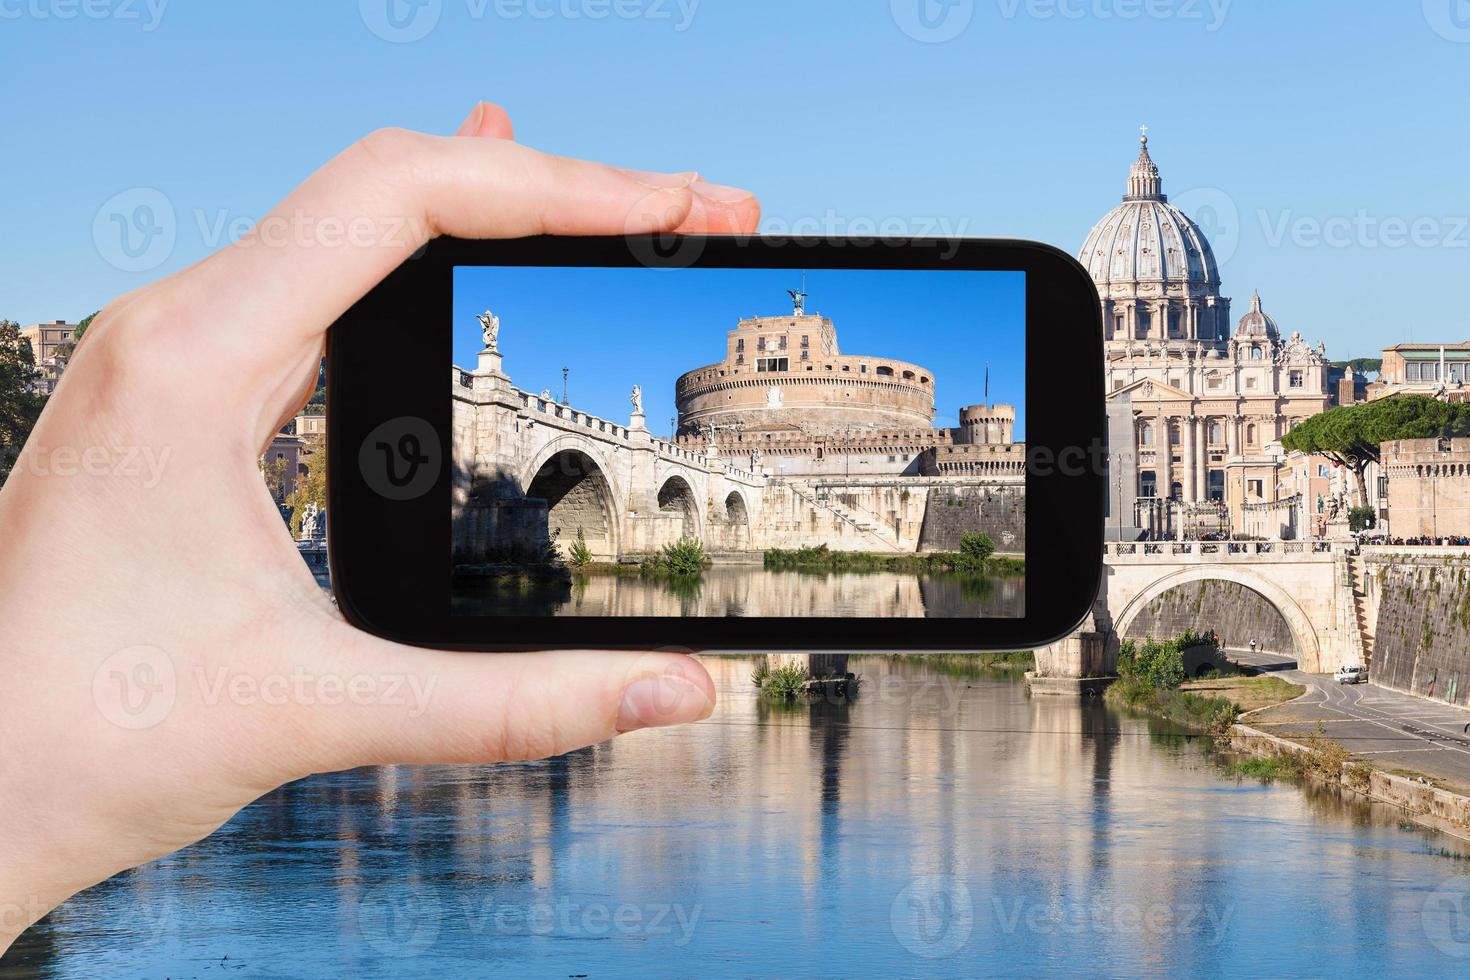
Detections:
[306, 631, 717, 769]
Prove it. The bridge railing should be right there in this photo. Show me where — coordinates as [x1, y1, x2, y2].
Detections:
[1105, 540, 1348, 560]
[516, 390, 633, 441]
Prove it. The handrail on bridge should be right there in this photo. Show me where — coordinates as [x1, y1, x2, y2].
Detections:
[1104, 540, 1347, 560]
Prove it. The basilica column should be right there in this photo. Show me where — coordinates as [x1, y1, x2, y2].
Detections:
[1181, 414, 1197, 502]
[1196, 418, 1209, 502]
[1157, 407, 1172, 499]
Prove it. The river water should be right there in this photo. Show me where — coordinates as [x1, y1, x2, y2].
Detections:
[454, 566, 1027, 618]
[7, 657, 1470, 978]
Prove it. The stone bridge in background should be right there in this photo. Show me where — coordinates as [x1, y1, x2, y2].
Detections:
[452, 352, 767, 561]
[1041, 540, 1366, 677]
[450, 350, 1027, 564]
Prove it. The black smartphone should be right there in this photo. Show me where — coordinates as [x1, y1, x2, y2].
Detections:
[327, 235, 1105, 651]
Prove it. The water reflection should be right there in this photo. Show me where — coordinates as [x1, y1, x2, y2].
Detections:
[7, 657, 1470, 978]
[453, 567, 1026, 618]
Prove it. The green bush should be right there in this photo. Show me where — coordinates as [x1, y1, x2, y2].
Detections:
[1349, 505, 1376, 533]
[567, 528, 593, 567]
[759, 662, 811, 700]
[658, 537, 707, 577]
[957, 531, 996, 569]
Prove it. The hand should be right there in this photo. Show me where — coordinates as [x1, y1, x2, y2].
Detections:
[0, 102, 760, 953]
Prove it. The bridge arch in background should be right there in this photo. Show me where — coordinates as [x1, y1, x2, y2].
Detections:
[1112, 565, 1323, 670]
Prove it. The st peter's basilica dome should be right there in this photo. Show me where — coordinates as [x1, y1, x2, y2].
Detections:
[1078, 133, 1221, 297]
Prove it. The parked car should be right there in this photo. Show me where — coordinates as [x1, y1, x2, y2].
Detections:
[1335, 665, 1368, 685]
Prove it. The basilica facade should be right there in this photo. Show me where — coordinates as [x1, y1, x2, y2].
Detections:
[1081, 134, 1333, 535]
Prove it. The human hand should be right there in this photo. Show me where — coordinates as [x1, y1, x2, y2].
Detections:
[0, 102, 760, 952]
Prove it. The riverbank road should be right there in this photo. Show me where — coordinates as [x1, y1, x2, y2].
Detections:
[1226, 647, 1470, 795]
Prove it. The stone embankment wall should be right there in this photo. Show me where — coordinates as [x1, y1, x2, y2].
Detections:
[916, 486, 1026, 554]
[1122, 580, 1295, 654]
[1363, 551, 1470, 706]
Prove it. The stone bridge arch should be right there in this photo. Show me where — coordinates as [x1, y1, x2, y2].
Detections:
[521, 437, 624, 560]
[1112, 565, 1322, 669]
[723, 489, 750, 525]
[656, 473, 703, 540]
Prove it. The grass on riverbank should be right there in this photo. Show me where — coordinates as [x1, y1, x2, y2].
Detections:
[763, 543, 1024, 576]
[1105, 676, 1242, 737]
[1223, 723, 1368, 788]
[1183, 675, 1306, 714]
[1105, 631, 1306, 737]
[875, 651, 1035, 677]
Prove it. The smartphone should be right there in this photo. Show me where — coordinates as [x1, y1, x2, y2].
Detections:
[327, 235, 1105, 651]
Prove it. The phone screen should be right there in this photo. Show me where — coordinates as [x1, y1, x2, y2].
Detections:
[450, 266, 1026, 619]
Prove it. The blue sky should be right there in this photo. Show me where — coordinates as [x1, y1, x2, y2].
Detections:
[453, 266, 1025, 435]
[5, 1, 1470, 361]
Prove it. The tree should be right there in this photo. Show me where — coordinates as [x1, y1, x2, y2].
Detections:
[259, 454, 289, 504]
[0, 320, 47, 485]
[1282, 396, 1470, 506]
[284, 436, 327, 537]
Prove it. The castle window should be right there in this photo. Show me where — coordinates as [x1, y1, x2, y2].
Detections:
[876, 366, 894, 377]
[756, 357, 789, 373]
[801, 349, 809, 361]
[902, 370, 915, 380]
[736, 338, 744, 352]
[779, 336, 787, 350]
[801, 336, 809, 348]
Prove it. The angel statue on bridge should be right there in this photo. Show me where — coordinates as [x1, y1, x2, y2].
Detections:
[476, 310, 501, 351]
[630, 385, 644, 415]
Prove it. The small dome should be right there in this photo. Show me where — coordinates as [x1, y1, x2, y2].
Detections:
[1235, 290, 1279, 340]
[1078, 133, 1221, 293]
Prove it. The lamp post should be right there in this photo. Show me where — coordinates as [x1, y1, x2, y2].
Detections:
[561, 367, 569, 405]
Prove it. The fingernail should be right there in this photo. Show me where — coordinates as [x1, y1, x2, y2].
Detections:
[616, 673, 715, 733]
[620, 168, 698, 191]
[454, 103, 485, 137]
[692, 179, 756, 204]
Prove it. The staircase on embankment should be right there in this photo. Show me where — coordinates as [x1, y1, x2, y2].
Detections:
[783, 482, 905, 553]
[1345, 552, 1375, 669]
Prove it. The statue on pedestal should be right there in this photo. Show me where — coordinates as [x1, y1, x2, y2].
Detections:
[477, 311, 501, 351]
[630, 385, 644, 416]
